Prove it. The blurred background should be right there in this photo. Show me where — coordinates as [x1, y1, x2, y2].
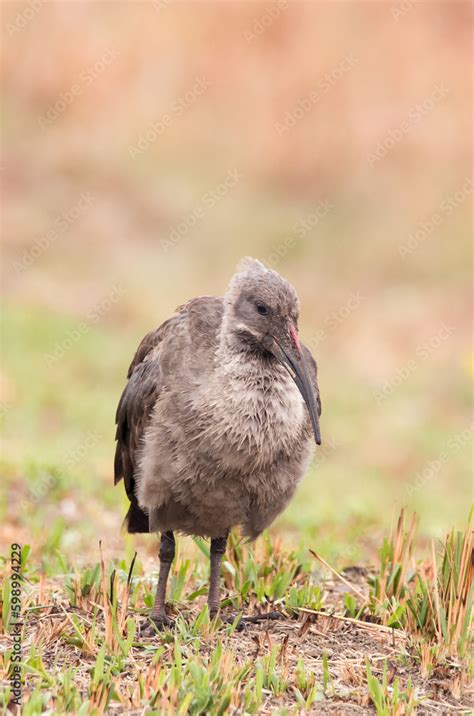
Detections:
[1, 1, 472, 567]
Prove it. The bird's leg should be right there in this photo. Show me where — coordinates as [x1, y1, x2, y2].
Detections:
[208, 535, 228, 618]
[208, 534, 284, 631]
[141, 531, 175, 635]
[152, 530, 175, 623]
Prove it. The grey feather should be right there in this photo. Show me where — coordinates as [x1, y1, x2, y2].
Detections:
[114, 259, 321, 539]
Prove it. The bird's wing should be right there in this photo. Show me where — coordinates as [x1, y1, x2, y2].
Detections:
[114, 327, 163, 496]
[114, 297, 224, 500]
[114, 312, 184, 498]
[301, 342, 322, 417]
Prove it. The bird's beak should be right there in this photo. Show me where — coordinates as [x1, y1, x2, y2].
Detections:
[268, 325, 321, 446]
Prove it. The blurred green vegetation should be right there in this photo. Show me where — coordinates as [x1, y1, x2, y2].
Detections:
[1, 2, 472, 567]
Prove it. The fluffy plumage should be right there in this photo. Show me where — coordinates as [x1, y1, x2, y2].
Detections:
[114, 258, 321, 539]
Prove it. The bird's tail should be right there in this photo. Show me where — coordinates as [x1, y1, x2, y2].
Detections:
[123, 499, 150, 533]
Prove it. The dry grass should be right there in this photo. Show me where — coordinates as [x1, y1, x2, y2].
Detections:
[1, 514, 472, 714]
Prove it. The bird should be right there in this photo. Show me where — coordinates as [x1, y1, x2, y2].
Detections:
[114, 257, 321, 631]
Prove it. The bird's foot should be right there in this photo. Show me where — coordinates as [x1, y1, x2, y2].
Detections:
[210, 610, 285, 631]
[210, 611, 246, 631]
[139, 614, 174, 637]
[241, 610, 286, 625]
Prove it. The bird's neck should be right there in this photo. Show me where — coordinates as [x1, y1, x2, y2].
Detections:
[216, 320, 274, 379]
[214, 326, 299, 400]
[214, 311, 301, 401]
[205, 333, 306, 463]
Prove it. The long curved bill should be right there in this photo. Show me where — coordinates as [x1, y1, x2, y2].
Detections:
[270, 330, 321, 446]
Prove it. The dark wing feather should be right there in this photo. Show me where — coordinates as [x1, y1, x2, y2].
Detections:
[114, 325, 168, 532]
[114, 300, 223, 532]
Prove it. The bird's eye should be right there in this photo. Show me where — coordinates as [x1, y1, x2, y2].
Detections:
[255, 301, 268, 315]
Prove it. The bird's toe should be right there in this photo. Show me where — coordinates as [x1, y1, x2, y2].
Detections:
[140, 614, 174, 637]
[211, 610, 284, 630]
[242, 610, 286, 624]
[209, 611, 246, 631]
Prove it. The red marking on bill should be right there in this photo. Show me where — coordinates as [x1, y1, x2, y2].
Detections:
[289, 324, 302, 354]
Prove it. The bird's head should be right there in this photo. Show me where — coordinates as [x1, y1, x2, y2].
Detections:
[222, 257, 321, 445]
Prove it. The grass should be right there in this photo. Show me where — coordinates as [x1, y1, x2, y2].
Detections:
[1, 5, 472, 709]
[0, 513, 472, 714]
[365, 660, 418, 716]
[1, 299, 471, 555]
[0, 257, 471, 713]
[1, 222, 471, 714]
